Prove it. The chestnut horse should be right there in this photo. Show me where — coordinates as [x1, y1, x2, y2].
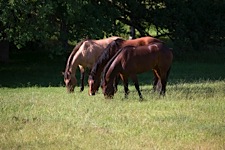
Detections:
[63, 36, 122, 93]
[88, 36, 163, 95]
[102, 42, 173, 100]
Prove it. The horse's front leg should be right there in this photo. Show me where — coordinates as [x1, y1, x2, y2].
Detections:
[79, 65, 85, 92]
[120, 75, 129, 99]
[113, 74, 121, 93]
[131, 74, 143, 100]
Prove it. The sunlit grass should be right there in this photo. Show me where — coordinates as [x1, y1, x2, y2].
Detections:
[0, 80, 224, 149]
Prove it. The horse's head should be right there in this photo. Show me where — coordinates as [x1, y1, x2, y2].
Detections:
[63, 71, 77, 93]
[102, 79, 115, 99]
[88, 76, 100, 96]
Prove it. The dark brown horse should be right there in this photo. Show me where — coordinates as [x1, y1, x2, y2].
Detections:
[88, 36, 163, 95]
[102, 42, 173, 100]
[63, 36, 121, 93]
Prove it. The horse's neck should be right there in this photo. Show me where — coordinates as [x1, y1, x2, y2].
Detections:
[105, 59, 121, 84]
[91, 46, 114, 80]
[90, 62, 101, 79]
[70, 65, 77, 76]
[67, 54, 79, 76]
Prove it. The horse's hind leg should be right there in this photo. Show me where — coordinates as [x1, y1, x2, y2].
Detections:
[153, 68, 162, 92]
[79, 65, 85, 92]
[161, 67, 171, 95]
[131, 74, 143, 100]
[159, 67, 170, 96]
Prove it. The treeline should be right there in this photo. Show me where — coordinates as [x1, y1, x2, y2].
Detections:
[0, 0, 224, 61]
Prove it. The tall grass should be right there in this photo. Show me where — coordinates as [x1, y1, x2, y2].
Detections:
[0, 81, 224, 149]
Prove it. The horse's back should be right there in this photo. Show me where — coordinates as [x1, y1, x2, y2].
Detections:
[117, 43, 172, 73]
[93, 36, 122, 48]
[123, 36, 162, 47]
[149, 42, 173, 60]
[74, 40, 103, 67]
[90, 38, 124, 69]
[143, 42, 173, 63]
[144, 36, 163, 44]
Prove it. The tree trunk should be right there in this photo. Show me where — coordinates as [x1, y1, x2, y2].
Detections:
[129, 26, 136, 39]
[0, 40, 9, 63]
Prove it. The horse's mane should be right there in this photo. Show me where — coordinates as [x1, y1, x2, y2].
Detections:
[65, 39, 87, 72]
[98, 38, 125, 64]
[89, 38, 125, 79]
[101, 46, 128, 85]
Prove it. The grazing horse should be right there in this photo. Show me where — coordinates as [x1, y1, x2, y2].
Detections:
[88, 36, 163, 95]
[102, 42, 173, 100]
[63, 36, 122, 93]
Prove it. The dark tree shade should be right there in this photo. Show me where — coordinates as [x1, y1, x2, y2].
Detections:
[0, 0, 224, 54]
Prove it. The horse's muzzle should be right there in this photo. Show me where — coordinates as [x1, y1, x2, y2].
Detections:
[67, 86, 75, 93]
[104, 94, 114, 99]
[89, 92, 95, 96]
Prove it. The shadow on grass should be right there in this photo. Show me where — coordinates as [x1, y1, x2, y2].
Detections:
[0, 51, 224, 88]
[137, 61, 225, 86]
[0, 51, 67, 88]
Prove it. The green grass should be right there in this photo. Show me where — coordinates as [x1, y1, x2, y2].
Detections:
[0, 83, 225, 149]
[0, 50, 225, 149]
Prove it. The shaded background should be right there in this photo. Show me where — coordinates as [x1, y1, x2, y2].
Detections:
[0, 0, 225, 87]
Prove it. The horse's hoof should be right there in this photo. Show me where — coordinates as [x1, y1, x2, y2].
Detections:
[122, 95, 128, 100]
[139, 97, 144, 102]
[104, 95, 114, 99]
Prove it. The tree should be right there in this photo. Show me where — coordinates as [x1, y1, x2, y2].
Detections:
[0, 0, 125, 54]
[0, 0, 224, 56]
[154, 0, 225, 50]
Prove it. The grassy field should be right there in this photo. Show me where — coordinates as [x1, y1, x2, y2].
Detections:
[0, 50, 225, 149]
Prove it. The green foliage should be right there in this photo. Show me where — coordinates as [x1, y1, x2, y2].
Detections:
[1, 1, 54, 48]
[156, 0, 225, 51]
[0, 0, 224, 52]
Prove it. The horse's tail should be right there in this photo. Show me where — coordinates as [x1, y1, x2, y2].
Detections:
[102, 46, 125, 85]
[166, 48, 173, 81]
[65, 39, 87, 71]
[166, 67, 171, 82]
